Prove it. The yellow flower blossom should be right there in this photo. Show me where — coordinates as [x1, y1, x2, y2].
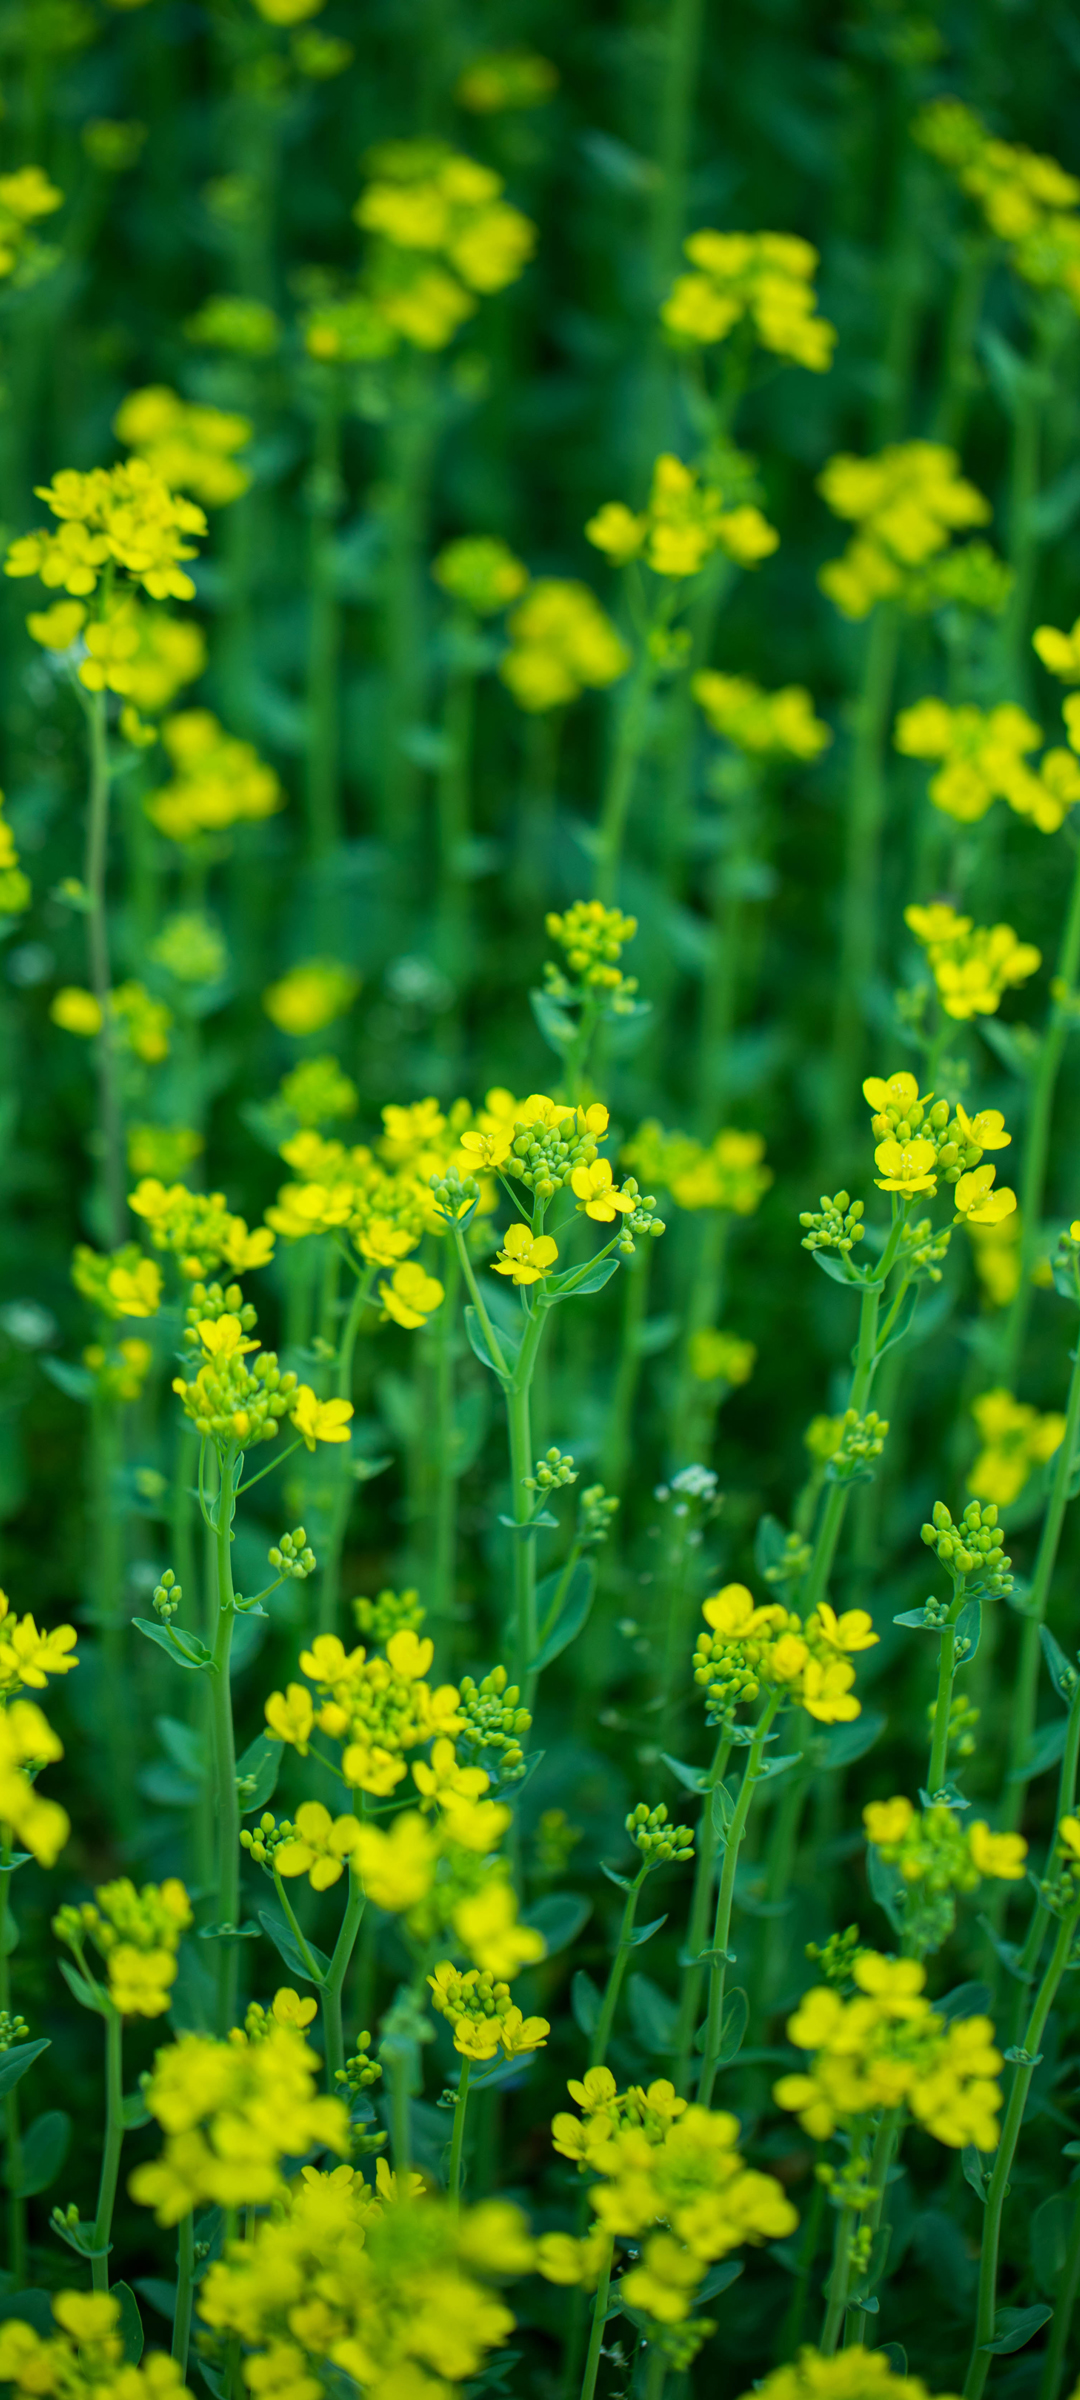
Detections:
[275, 1802, 363, 1891]
[381, 1260, 445, 1326]
[492, 1223, 559, 1284]
[570, 1159, 635, 1220]
[290, 1387, 355, 1450]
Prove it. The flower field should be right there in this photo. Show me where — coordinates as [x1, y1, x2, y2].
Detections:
[3, 4, 1080, 2399]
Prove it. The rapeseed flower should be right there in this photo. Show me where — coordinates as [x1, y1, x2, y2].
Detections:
[263, 959, 359, 1034]
[774, 1951, 1003, 2149]
[693, 669, 832, 758]
[968, 1387, 1065, 1505]
[113, 385, 251, 507]
[905, 901, 1041, 1018]
[499, 578, 629, 710]
[587, 452, 778, 579]
[818, 444, 991, 620]
[661, 228, 835, 369]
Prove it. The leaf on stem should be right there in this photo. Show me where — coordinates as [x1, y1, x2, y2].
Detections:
[257, 1906, 329, 1987]
[570, 1970, 601, 2038]
[529, 1560, 596, 1671]
[980, 2304, 1053, 2356]
[521, 1892, 591, 1955]
[133, 1618, 214, 1672]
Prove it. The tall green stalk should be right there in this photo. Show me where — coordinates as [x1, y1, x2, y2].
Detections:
[321, 1862, 365, 2088]
[1000, 1325, 1080, 1833]
[671, 1724, 731, 2094]
[821, 602, 902, 1165]
[0, 1858, 24, 2285]
[1001, 833, 1080, 1383]
[317, 1263, 375, 1638]
[172, 2211, 195, 2374]
[91, 2006, 124, 2291]
[83, 688, 125, 1247]
[696, 1691, 781, 2105]
[447, 2055, 471, 2202]
[210, 1458, 241, 2035]
[305, 370, 344, 863]
[589, 1864, 649, 2070]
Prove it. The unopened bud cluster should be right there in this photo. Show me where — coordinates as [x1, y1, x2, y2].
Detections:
[763, 1531, 813, 1587]
[899, 1217, 952, 1281]
[580, 1484, 619, 1545]
[0, 2010, 29, 2050]
[524, 1447, 577, 1494]
[626, 1800, 694, 1865]
[505, 1111, 607, 1200]
[240, 1811, 293, 1869]
[828, 1408, 888, 1477]
[805, 1925, 862, 1989]
[334, 2032, 382, 2097]
[429, 1166, 481, 1223]
[353, 1586, 425, 1644]
[799, 1192, 865, 1255]
[183, 1282, 255, 1340]
[457, 1665, 532, 1780]
[153, 1569, 180, 1622]
[921, 1499, 1011, 1592]
[544, 900, 638, 993]
[269, 1528, 315, 1580]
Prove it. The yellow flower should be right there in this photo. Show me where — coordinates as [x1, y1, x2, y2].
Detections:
[275, 1801, 363, 1891]
[969, 1822, 1027, 1880]
[687, 1328, 757, 1385]
[953, 1166, 1017, 1225]
[265, 1683, 315, 1753]
[873, 1136, 938, 1194]
[864, 1796, 915, 1847]
[263, 961, 359, 1036]
[492, 1222, 559, 1284]
[453, 1878, 546, 1977]
[107, 1943, 178, 2017]
[50, 986, 103, 1037]
[381, 1260, 445, 1327]
[290, 1386, 355, 1450]
[352, 1811, 438, 1910]
[570, 1159, 635, 1220]
[26, 599, 86, 648]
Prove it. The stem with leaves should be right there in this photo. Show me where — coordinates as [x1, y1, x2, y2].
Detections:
[91, 2006, 124, 2292]
[210, 1456, 241, 2035]
[172, 2212, 195, 2374]
[589, 1863, 650, 2071]
[672, 1725, 732, 2095]
[0, 1857, 25, 2285]
[447, 2055, 471, 2203]
[321, 1862, 365, 2089]
[697, 1692, 782, 2105]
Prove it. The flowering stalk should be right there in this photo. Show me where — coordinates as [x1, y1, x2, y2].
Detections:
[964, 1894, 1080, 2399]
[672, 1723, 732, 2094]
[305, 368, 344, 862]
[320, 1861, 365, 2089]
[927, 1591, 967, 1796]
[430, 1242, 463, 1630]
[578, 2231, 615, 2400]
[845, 2106, 902, 2346]
[602, 1243, 652, 1495]
[90, 2004, 124, 2292]
[668, 1212, 731, 1467]
[697, 1690, 782, 2104]
[172, 2211, 195, 2375]
[447, 2056, 471, 2203]
[381, 358, 437, 853]
[210, 1457, 241, 2035]
[1038, 2177, 1080, 2400]
[1002, 832, 1080, 1380]
[435, 610, 479, 990]
[82, 686, 125, 1247]
[821, 601, 902, 1163]
[318, 1261, 376, 1638]
[1012, 1674, 1080, 2002]
[0, 1857, 25, 2285]
[589, 1861, 650, 2069]
[819, 2189, 859, 2354]
[1000, 1316, 1080, 1831]
[594, 607, 674, 905]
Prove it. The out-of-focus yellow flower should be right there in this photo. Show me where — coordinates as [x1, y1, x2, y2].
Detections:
[263, 960, 359, 1035]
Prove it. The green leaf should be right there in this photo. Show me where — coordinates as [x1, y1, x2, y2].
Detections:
[955, 1597, 981, 1668]
[552, 1255, 619, 1299]
[529, 986, 577, 1054]
[10, 2111, 70, 2197]
[41, 1357, 93, 1404]
[711, 1781, 735, 1837]
[1032, 2192, 1074, 2293]
[601, 1862, 634, 1892]
[112, 2284, 144, 2365]
[0, 2037, 50, 2090]
[938, 1982, 992, 2022]
[462, 1305, 516, 1381]
[753, 1515, 791, 1577]
[625, 1913, 667, 1949]
[122, 2090, 151, 2130]
[717, 1986, 749, 2065]
[811, 1252, 873, 1290]
[981, 2303, 1053, 2355]
[866, 1845, 906, 1934]
[1008, 1718, 1067, 1782]
[893, 1606, 944, 1631]
[570, 1970, 601, 2039]
[58, 1961, 106, 2016]
[962, 2146, 987, 2204]
[257, 1907, 329, 1987]
[662, 1753, 711, 1795]
[529, 1561, 596, 1672]
[817, 1711, 886, 1770]
[522, 1893, 591, 1955]
[133, 1618, 213, 1672]
[499, 1509, 559, 1532]
[1040, 1626, 1078, 1707]
[628, 1973, 678, 2055]
[695, 2259, 743, 2304]
[236, 1731, 281, 1816]
[754, 1753, 801, 1782]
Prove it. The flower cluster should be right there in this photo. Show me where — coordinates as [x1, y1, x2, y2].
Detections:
[197, 2166, 531, 2395]
[743, 2348, 960, 2400]
[29, 595, 207, 734]
[863, 1072, 1016, 1224]
[0, 2291, 190, 2400]
[433, 534, 528, 616]
[799, 1191, 865, 1257]
[692, 669, 832, 759]
[6, 460, 206, 603]
[0, 1702, 69, 1867]
[498, 579, 630, 711]
[267, 1627, 459, 1795]
[660, 228, 836, 369]
[774, 1952, 1003, 2151]
[626, 1801, 695, 1865]
[905, 902, 1041, 1020]
[129, 2025, 349, 2221]
[587, 451, 778, 579]
[353, 140, 536, 350]
[263, 960, 359, 1035]
[456, 1665, 532, 1781]
[920, 1498, 1013, 1592]
[72, 1242, 162, 1320]
[171, 1312, 303, 1449]
[914, 99, 1080, 310]
[894, 698, 1080, 832]
[625, 1123, 773, 1214]
[54, 1877, 191, 2017]
[0, 794, 30, 916]
[113, 385, 252, 508]
[145, 710, 283, 843]
[428, 1962, 550, 2058]
[545, 900, 637, 989]
[864, 1797, 1026, 1891]
[693, 1585, 878, 1724]
[0, 165, 62, 283]
[968, 1387, 1065, 1506]
[130, 1179, 274, 1280]
[688, 1327, 757, 1384]
[0, 1592, 77, 1697]
[817, 443, 992, 620]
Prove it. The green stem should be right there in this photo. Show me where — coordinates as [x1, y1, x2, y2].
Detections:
[594, 649, 662, 907]
[697, 1692, 781, 2104]
[321, 1863, 365, 2089]
[272, 1869, 322, 1984]
[211, 1458, 240, 2036]
[820, 2200, 858, 2355]
[672, 1726, 731, 2094]
[172, 2212, 195, 2374]
[822, 602, 902, 1163]
[1015, 1676, 1080, 1991]
[578, 2233, 615, 2400]
[1002, 834, 1080, 1383]
[668, 1210, 731, 1468]
[643, 2342, 668, 2400]
[965, 1901, 1080, 2399]
[381, 358, 436, 854]
[845, 2107, 902, 2346]
[507, 1307, 547, 1695]
[1039, 2173, 1080, 2400]
[305, 370, 344, 863]
[0, 1862, 24, 2286]
[435, 622, 477, 984]
[431, 1243, 462, 1632]
[84, 688, 125, 1247]
[447, 2056, 471, 2202]
[91, 2008, 124, 2292]
[389, 2043, 412, 2181]
[800, 1279, 883, 1617]
[927, 1592, 965, 1797]
[1002, 1318, 1080, 1830]
[589, 1868, 648, 2070]
[602, 1243, 652, 1495]
[317, 1265, 376, 1638]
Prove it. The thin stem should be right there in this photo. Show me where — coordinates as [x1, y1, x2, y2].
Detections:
[0, 1861, 24, 2285]
[594, 647, 663, 907]
[672, 1726, 731, 2094]
[172, 2212, 195, 2374]
[1001, 1320, 1080, 1832]
[452, 1224, 509, 1376]
[507, 1307, 547, 1693]
[431, 1243, 462, 1631]
[447, 2056, 471, 2202]
[643, 2343, 667, 2400]
[305, 370, 344, 863]
[927, 1592, 965, 1797]
[602, 1244, 652, 1495]
[697, 1692, 782, 2104]
[389, 2044, 412, 2181]
[845, 2107, 902, 2346]
[589, 1867, 648, 2070]
[1015, 1676, 1080, 1990]
[211, 1456, 240, 2035]
[83, 689, 125, 1247]
[317, 1265, 376, 1637]
[965, 1901, 1080, 2399]
[822, 602, 902, 1164]
[1039, 2173, 1080, 2400]
[321, 1864, 365, 2089]
[1003, 835, 1080, 1382]
[272, 1868, 322, 1984]
[578, 2233, 615, 2400]
[820, 2200, 858, 2355]
[91, 2008, 124, 2292]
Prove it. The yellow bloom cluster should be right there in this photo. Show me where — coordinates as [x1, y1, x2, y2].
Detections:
[774, 1952, 1003, 2151]
[660, 228, 836, 369]
[969, 1209, 1023, 1310]
[129, 2025, 349, 2221]
[71, 1241, 161, 1323]
[894, 697, 1080, 832]
[674, 1127, 773, 1214]
[545, 900, 637, 986]
[6, 461, 206, 603]
[863, 1072, 1016, 1225]
[0, 1701, 69, 1867]
[267, 1627, 460, 1794]
[688, 1327, 757, 1385]
[197, 2165, 531, 2396]
[968, 1386, 1065, 1506]
[0, 1591, 77, 1698]
[433, 534, 528, 616]
[587, 451, 778, 579]
[51, 978, 173, 1061]
[113, 385, 252, 507]
[863, 1796, 1027, 1889]
[0, 2291, 189, 2400]
[172, 1312, 301, 1448]
[818, 443, 991, 620]
[0, 793, 30, 916]
[82, 1336, 153, 1404]
[145, 711, 282, 844]
[742, 2345, 962, 2400]
[456, 49, 558, 112]
[465, 1092, 607, 1191]
[692, 669, 832, 759]
[55, 1877, 191, 2018]
[499, 578, 630, 711]
[428, 1961, 550, 2058]
[353, 141, 536, 350]
[263, 961, 359, 1035]
[129, 1180, 274, 1279]
[693, 1585, 878, 1724]
[904, 902, 1041, 1019]
[0, 166, 62, 282]
[28, 593, 207, 739]
[914, 99, 1080, 310]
